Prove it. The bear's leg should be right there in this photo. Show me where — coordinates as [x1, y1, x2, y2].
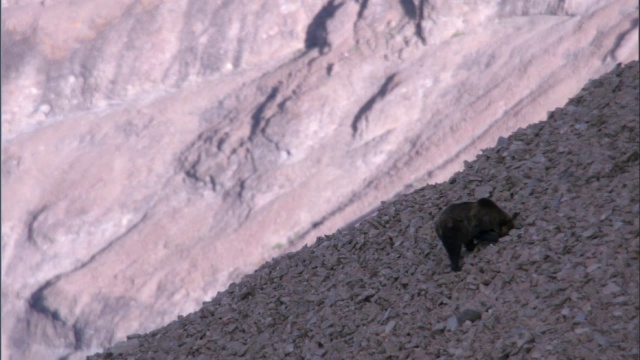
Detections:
[442, 238, 462, 272]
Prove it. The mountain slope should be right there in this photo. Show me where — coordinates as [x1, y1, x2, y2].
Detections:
[89, 61, 639, 360]
[2, 1, 638, 358]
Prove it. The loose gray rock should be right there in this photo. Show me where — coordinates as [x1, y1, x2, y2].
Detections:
[86, 60, 639, 360]
[446, 315, 460, 331]
[458, 309, 482, 324]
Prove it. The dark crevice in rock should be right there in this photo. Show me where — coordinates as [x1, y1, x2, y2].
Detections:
[250, 85, 280, 141]
[73, 321, 85, 350]
[0, 27, 36, 83]
[182, 152, 205, 185]
[604, 17, 640, 63]
[26, 205, 49, 246]
[415, 0, 427, 45]
[207, 175, 218, 192]
[326, 63, 334, 76]
[238, 177, 249, 202]
[355, 0, 369, 21]
[399, 0, 417, 20]
[351, 73, 399, 138]
[390, 0, 430, 45]
[304, 0, 344, 55]
[28, 278, 65, 323]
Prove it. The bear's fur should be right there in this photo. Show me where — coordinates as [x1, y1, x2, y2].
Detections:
[434, 198, 519, 272]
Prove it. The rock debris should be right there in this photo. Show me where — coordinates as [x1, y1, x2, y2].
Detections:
[89, 62, 638, 359]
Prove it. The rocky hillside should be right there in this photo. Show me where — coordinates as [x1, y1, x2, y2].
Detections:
[2, 1, 638, 359]
[88, 61, 639, 359]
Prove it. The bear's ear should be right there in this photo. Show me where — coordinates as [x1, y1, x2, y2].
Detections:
[511, 212, 520, 220]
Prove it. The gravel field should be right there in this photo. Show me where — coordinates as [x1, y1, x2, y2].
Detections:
[89, 61, 639, 359]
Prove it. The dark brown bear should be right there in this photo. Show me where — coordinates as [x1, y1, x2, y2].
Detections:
[435, 198, 519, 272]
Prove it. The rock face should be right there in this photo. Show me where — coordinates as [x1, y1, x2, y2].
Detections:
[89, 61, 639, 359]
[1, 1, 638, 359]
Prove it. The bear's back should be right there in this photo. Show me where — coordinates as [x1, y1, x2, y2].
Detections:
[434, 201, 475, 239]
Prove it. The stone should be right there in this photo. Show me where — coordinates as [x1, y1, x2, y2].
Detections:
[107, 339, 140, 355]
[446, 315, 459, 331]
[458, 309, 482, 324]
[602, 282, 622, 295]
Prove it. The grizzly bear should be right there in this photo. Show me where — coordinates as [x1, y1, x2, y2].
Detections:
[435, 198, 519, 272]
